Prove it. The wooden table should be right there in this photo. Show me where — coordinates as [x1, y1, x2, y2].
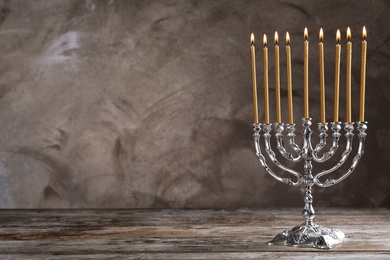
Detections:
[0, 208, 389, 259]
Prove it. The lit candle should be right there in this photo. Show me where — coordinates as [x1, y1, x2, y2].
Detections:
[360, 26, 367, 122]
[334, 29, 341, 122]
[274, 31, 281, 123]
[346, 27, 352, 123]
[319, 28, 325, 123]
[286, 32, 293, 124]
[304, 27, 309, 118]
[250, 33, 259, 124]
[263, 34, 270, 124]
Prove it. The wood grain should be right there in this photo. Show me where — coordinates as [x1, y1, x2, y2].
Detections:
[0, 208, 389, 259]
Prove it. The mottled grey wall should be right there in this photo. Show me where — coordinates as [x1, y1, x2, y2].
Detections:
[0, 0, 388, 208]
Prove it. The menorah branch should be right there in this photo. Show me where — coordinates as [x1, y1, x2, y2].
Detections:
[286, 124, 302, 155]
[253, 124, 302, 186]
[275, 123, 302, 162]
[313, 122, 328, 154]
[314, 121, 367, 187]
[313, 122, 342, 162]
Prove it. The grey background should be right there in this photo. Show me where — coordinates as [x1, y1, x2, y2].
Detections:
[0, 0, 388, 208]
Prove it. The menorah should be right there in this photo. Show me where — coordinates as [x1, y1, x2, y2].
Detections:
[249, 27, 368, 249]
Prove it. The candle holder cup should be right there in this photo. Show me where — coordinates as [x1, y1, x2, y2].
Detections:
[253, 118, 367, 249]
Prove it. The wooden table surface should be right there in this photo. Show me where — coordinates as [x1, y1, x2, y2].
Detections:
[0, 208, 389, 259]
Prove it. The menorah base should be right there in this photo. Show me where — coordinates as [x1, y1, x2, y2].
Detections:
[267, 222, 345, 249]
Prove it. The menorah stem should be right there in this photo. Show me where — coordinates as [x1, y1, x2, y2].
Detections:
[302, 158, 316, 228]
[303, 178, 315, 226]
[301, 118, 316, 226]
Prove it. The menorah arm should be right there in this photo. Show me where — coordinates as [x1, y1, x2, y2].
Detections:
[313, 123, 328, 154]
[314, 122, 367, 187]
[286, 124, 302, 155]
[312, 122, 342, 163]
[253, 124, 302, 187]
[275, 124, 302, 162]
[262, 124, 303, 186]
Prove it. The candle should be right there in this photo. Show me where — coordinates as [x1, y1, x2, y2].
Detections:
[318, 28, 325, 123]
[263, 34, 270, 124]
[304, 27, 309, 118]
[346, 27, 352, 123]
[334, 29, 341, 122]
[250, 33, 259, 124]
[360, 26, 367, 122]
[274, 31, 281, 123]
[286, 32, 293, 124]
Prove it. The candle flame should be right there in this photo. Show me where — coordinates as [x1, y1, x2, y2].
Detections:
[263, 34, 267, 47]
[286, 31, 290, 45]
[319, 28, 323, 42]
[336, 29, 341, 44]
[251, 33, 255, 45]
[363, 26, 367, 40]
[304, 27, 308, 40]
[274, 31, 278, 45]
[347, 27, 351, 42]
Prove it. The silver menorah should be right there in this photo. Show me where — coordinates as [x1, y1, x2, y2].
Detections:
[253, 118, 367, 249]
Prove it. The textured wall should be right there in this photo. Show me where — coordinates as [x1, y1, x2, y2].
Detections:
[0, 0, 388, 208]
